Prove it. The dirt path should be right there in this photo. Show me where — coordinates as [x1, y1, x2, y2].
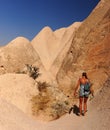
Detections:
[0, 84, 109, 130]
[39, 93, 110, 130]
[0, 98, 109, 130]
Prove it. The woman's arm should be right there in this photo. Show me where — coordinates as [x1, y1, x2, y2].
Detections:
[88, 79, 94, 97]
[90, 86, 94, 97]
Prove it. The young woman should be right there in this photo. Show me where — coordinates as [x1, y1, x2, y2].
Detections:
[74, 72, 93, 116]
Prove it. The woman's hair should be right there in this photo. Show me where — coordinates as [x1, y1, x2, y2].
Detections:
[82, 72, 88, 79]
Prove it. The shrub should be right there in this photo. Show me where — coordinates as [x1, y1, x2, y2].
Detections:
[31, 81, 70, 121]
[16, 64, 40, 80]
[31, 94, 50, 115]
[37, 81, 50, 92]
[50, 100, 69, 119]
[29, 66, 40, 79]
[31, 82, 51, 116]
[23, 64, 40, 79]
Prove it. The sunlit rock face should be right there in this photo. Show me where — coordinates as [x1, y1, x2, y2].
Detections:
[56, 0, 110, 95]
[0, 37, 41, 73]
[0, 0, 110, 124]
[31, 22, 81, 82]
[31, 22, 81, 71]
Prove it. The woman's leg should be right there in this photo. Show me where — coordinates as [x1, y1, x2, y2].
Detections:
[79, 97, 83, 115]
[84, 97, 88, 115]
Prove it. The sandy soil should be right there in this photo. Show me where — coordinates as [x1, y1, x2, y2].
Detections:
[0, 86, 109, 130]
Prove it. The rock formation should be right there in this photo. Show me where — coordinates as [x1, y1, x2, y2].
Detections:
[56, 0, 110, 95]
[0, 74, 37, 114]
[0, 0, 110, 129]
[31, 22, 81, 83]
[31, 22, 81, 77]
[0, 37, 41, 73]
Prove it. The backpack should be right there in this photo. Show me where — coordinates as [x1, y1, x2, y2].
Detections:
[84, 82, 91, 92]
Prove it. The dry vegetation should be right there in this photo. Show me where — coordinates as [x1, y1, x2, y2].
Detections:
[31, 81, 70, 121]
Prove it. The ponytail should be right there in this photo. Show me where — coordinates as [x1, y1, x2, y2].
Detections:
[82, 72, 88, 79]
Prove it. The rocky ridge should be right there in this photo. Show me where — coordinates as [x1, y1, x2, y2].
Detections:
[0, 0, 109, 129]
[56, 0, 110, 95]
[0, 37, 41, 73]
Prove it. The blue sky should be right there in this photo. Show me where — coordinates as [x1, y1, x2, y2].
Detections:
[0, 0, 100, 45]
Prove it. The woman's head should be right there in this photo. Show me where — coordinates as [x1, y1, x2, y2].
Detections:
[82, 72, 88, 79]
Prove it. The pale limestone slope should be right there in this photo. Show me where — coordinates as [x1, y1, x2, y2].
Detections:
[0, 73, 38, 115]
[31, 22, 81, 72]
[0, 98, 43, 130]
[0, 37, 41, 73]
[31, 22, 81, 83]
[50, 22, 82, 77]
[31, 27, 54, 70]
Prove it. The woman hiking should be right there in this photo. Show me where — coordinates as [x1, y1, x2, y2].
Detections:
[74, 72, 94, 116]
